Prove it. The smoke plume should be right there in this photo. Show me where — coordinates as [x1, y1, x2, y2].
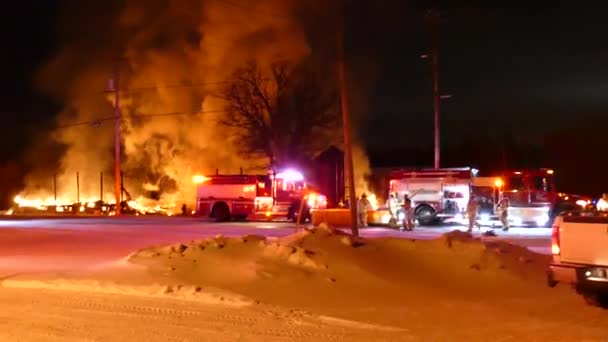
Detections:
[22, 0, 311, 208]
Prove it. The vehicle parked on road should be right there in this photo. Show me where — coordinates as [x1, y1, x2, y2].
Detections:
[193, 169, 327, 222]
[547, 210, 608, 307]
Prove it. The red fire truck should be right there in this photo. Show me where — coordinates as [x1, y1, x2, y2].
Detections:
[493, 168, 591, 226]
[194, 169, 327, 222]
[378, 167, 589, 227]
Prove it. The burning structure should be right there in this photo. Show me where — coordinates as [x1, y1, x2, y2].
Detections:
[14, 0, 378, 215]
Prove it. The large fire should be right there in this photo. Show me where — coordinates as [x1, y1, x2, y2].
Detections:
[17, 1, 310, 211]
[15, 1, 378, 215]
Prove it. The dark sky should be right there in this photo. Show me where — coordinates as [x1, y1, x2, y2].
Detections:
[348, 1, 608, 150]
[0, 1, 59, 160]
[1, 0, 608, 193]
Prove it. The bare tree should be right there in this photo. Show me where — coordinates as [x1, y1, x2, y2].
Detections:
[220, 60, 338, 169]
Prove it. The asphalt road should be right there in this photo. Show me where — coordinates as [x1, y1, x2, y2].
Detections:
[0, 216, 551, 273]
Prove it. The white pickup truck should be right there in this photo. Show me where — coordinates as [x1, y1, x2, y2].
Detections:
[547, 211, 608, 307]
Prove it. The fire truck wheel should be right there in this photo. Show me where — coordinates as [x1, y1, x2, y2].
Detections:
[415, 205, 436, 226]
[211, 202, 231, 222]
[288, 201, 310, 223]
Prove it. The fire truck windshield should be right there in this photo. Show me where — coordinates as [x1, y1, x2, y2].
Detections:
[256, 178, 272, 197]
[507, 175, 526, 191]
[532, 175, 553, 192]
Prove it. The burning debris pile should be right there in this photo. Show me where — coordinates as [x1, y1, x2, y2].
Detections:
[15, 1, 303, 214]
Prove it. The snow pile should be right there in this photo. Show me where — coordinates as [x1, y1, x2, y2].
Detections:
[127, 224, 551, 313]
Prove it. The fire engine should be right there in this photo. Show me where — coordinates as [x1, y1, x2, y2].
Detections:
[492, 168, 591, 227]
[194, 169, 327, 222]
[384, 167, 481, 225]
[374, 167, 590, 227]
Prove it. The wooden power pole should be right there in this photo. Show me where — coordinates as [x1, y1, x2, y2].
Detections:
[337, 15, 359, 238]
[430, 11, 441, 169]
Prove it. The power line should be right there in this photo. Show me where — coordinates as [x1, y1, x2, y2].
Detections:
[54, 109, 228, 130]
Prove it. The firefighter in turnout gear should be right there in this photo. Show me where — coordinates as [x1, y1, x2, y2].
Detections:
[388, 192, 401, 227]
[466, 196, 481, 233]
[497, 195, 510, 231]
[358, 194, 372, 227]
[401, 194, 414, 231]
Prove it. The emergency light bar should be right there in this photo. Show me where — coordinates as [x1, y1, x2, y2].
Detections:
[275, 169, 304, 182]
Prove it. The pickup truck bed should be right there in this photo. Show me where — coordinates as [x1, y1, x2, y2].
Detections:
[548, 211, 608, 306]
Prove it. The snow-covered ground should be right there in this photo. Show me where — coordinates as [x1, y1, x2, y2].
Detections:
[2, 217, 604, 341]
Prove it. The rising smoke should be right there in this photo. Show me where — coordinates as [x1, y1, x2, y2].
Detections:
[21, 0, 376, 209]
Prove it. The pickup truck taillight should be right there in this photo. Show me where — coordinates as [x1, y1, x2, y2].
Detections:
[551, 222, 561, 255]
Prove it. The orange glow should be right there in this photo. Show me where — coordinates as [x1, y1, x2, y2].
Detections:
[367, 194, 379, 210]
[258, 182, 265, 188]
[547, 169, 554, 175]
[551, 243, 560, 255]
[193, 175, 210, 184]
[494, 178, 503, 187]
[265, 211, 271, 217]
[243, 185, 255, 192]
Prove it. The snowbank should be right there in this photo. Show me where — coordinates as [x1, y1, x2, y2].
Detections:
[127, 224, 552, 315]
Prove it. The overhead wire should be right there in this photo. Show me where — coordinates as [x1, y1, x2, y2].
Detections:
[55, 109, 227, 130]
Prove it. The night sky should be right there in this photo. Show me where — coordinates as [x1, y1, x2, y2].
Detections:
[1, 1, 608, 195]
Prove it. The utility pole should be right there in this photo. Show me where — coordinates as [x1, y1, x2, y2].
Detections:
[430, 11, 441, 169]
[337, 14, 359, 238]
[111, 61, 122, 215]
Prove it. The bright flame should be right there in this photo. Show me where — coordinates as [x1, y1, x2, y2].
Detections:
[367, 194, 379, 211]
[306, 192, 328, 209]
[14, 195, 116, 209]
[193, 175, 211, 184]
[12, 193, 179, 217]
[13, 196, 46, 209]
[494, 178, 503, 187]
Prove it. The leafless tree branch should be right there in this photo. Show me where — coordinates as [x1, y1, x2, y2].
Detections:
[219, 60, 338, 168]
